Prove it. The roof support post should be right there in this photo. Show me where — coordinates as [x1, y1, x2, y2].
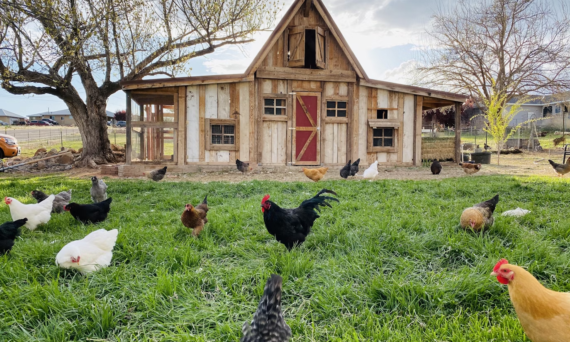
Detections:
[455, 102, 462, 163]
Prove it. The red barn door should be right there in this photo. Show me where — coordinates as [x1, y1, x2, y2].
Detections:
[293, 93, 320, 165]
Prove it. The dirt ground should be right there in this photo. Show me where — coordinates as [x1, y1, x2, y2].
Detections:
[32, 150, 561, 183]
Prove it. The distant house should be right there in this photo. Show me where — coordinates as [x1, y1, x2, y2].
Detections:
[28, 109, 115, 125]
[506, 94, 569, 127]
[0, 109, 27, 124]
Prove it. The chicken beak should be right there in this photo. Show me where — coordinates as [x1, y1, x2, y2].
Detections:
[490, 271, 498, 276]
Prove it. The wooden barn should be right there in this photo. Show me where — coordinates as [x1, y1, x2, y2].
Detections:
[120, 0, 465, 176]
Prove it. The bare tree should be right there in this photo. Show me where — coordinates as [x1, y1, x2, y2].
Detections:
[419, 0, 570, 105]
[0, 0, 279, 165]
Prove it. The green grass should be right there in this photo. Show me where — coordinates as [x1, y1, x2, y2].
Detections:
[0, 175, 569, 341]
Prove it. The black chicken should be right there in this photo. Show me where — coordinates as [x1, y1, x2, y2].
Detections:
[241, 274, 291, 342]
[236, 159, 251, 173]
[0, 218, 27, 255]
[147, 166, 167, 182]
[64, 198, 113, 224]
[261, 189, 339, 250]
[339, 160, 352, 179]
[430, 160, 442, 175]
[350, 158, 360, 176]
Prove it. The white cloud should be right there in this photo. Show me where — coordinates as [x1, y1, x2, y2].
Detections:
[381, 60, 420, 84]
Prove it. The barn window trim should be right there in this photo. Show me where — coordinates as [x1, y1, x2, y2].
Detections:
[367, 124, 398, 153]
[205, 118, 238, 151]
[262, 95, 289, 122]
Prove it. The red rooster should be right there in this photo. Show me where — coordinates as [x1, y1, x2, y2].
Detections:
[261, 189, 339, 250]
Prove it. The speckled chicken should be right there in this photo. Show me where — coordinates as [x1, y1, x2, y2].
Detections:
[146, 166, 167, 182]
[236, 159, 251, 173]
[181, 195, 209, 237]
[90, 176, 107, 203]
[548, 158, 570, 177]
[241, 274, 291, 342]
[460, 194, 499, 231]
[31, 189, 72, 213]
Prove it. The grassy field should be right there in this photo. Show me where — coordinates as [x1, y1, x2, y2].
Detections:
[0, 175, 569, 341]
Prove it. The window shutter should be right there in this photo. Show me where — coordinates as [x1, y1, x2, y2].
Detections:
[315, 27, 326, 69]
[287, 26, 305, 68]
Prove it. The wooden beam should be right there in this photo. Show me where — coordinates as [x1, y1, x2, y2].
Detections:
[122, 74, 254, 90]
[126, 91, 132, 165]
[257, 66, 356, 83]
[360, 79, 466, 103]
[177, 87, 186, 165]
[414, 96, 423, 166]
[455, 102, 462, 163]
[131, 122, 178, 129]
[304, 0, 312, 17]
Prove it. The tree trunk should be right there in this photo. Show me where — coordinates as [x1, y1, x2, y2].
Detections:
[64, 94, 116, 167]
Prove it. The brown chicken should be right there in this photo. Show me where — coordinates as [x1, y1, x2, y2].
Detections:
[553, 136, 566, 146]
[302, 167, 328, 182]
[181, 195, 209, 237]
[492, 259, 570, 342]
[459, 162, 481, 175]
[460, 194, 499, 231]
[548, 158, 570, 177]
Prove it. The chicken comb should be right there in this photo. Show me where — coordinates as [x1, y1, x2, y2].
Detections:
[493, 258, 509, 273]
[261, 194, 270, 204]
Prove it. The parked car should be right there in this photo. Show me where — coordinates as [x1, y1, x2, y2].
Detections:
[116, 121, 126, 127]
[0, 134, 20, 159]
[0, 121, 8, 126]
[107, 121, 111, 126]
[41, 118, 59, 125]
[29, 121, 50, 126]
[16, 121, 28, 126]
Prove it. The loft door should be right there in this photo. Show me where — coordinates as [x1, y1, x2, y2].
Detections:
[293, 92, 320, 165]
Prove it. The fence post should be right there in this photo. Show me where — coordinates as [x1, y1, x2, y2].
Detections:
[60, 130, 63, 149]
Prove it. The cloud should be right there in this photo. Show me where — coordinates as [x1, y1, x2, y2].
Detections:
[381, 60, 420, 84]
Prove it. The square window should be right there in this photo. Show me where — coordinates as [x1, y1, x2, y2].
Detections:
[264, 98, 286, 116]
[210, 123, 235, 147]
[326, 101, 348, 118]
[371, 128, 395, 148]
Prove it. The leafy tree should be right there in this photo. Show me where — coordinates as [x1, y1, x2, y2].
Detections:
[114, 110, 126, 122]
[0, 0, 279, 165]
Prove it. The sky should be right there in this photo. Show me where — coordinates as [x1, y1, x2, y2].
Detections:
[0, 0, 452, 116]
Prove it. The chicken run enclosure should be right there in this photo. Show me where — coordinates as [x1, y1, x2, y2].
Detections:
[120, 0, 465, 176]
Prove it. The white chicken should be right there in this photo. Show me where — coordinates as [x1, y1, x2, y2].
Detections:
[362, 161, 379, 179]
[4, 195, 55, 231]
[56, 229, 119, 274]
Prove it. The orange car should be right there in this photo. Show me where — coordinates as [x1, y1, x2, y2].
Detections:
[0, 134, 21, 159]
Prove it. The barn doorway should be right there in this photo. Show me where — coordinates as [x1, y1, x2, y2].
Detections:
[293, 92, 320, 165]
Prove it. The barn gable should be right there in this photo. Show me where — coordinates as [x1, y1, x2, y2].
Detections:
[245, 0, 366, 80]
